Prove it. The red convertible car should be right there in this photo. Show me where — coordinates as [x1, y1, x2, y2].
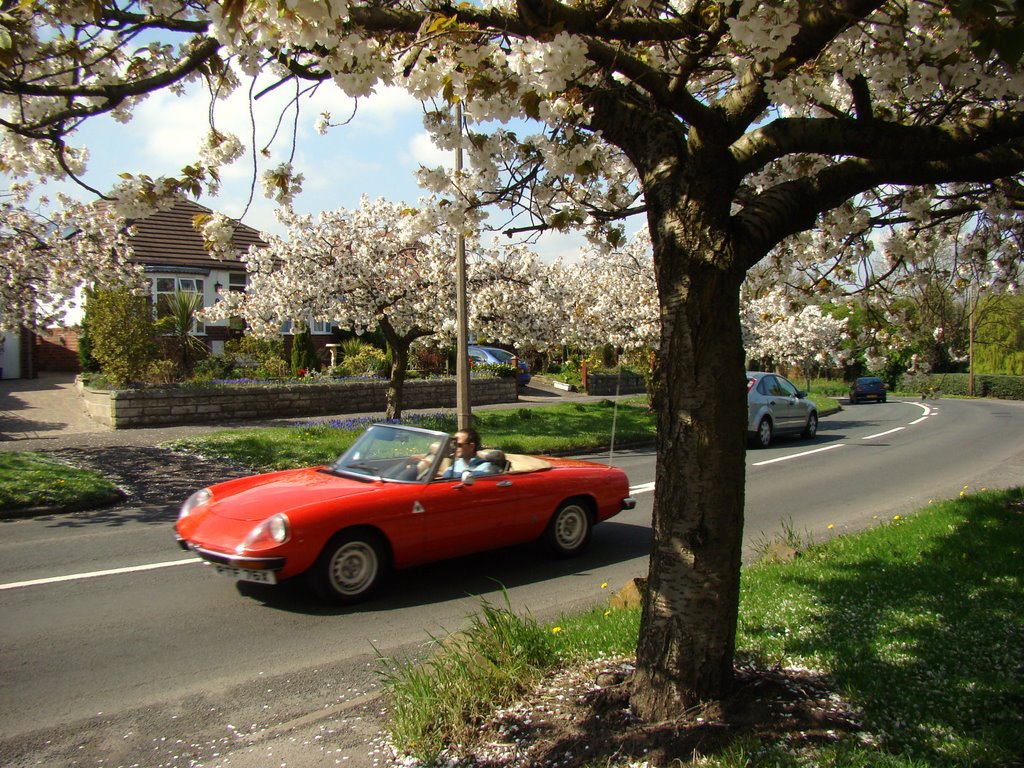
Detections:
[176, 423, 636, 603]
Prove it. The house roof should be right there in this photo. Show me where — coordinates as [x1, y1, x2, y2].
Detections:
[127, 198, 268, 272]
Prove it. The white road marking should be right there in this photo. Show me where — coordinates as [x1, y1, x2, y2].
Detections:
[751, 443, 845, 466]
[629, 481, 655, 495]
[861, 427, 906, 440]
[0, 558, 198, 592]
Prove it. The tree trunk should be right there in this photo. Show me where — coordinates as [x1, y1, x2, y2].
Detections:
[379, 318, 410, 420]
[630, 218, 750, 721]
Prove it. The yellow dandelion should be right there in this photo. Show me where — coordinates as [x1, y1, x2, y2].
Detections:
[551, 626, 562, 635]
[893, 514, 902, 521]
[601, 582, 608, 589]
[827, 524, 834, 530]
[604, 610, 612, 617]
[963, 485, 970, 490]
[960, 491, 966, 497]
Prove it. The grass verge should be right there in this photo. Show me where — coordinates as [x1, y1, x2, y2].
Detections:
[383, 487, 1024, 767]
[167, 399, 658, 471]
[0, 452, 123, 512]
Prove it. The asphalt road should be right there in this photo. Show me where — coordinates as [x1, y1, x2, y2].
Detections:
[1, 397, 1022, 767]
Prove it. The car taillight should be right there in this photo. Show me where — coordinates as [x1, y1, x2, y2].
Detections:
[746, 378, 755, 393]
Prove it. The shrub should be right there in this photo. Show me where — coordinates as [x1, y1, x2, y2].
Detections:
[192, 355, 236, 381]
[143, 359, 178, 385]
[290, 326, 320, 375]
[903, 373, 1024, 400]
[342, 343, 388, 376]
[256, 357, 289, 380]
[76, 308, 100, 374]
[473, 362, 516, 378]
[227, 334, 287, 373]
[85, 286, 158, 387]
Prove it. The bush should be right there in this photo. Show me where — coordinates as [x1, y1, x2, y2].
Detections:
[192, 355, 237, 381]
[342, 343, 388, 376]
[290, 326, 320, 375]
[85, 286, 158, 387]
[144, 359, 178, 385]
[226, 334, 287, 374]
[472, 362, 516, 378]
[902, 373, 1024, 400]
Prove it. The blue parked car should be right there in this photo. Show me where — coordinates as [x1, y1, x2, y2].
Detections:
[468, 345, 531, 387]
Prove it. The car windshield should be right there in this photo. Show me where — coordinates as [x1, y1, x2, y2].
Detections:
[330, 424, 451, 482]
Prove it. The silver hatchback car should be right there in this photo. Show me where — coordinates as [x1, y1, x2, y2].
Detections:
[746, 372, 818, 448]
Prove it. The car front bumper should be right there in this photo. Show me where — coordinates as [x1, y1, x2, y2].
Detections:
[177, 537, 286, 571]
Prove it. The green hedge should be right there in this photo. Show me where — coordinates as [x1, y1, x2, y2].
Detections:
[902, 373, 1024, 400]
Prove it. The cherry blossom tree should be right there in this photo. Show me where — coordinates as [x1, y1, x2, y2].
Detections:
[1, 183, 141, 332]
[206, 197, 457, 417]
[4, 1, 1024, 721]
[742, 290, 849, 389]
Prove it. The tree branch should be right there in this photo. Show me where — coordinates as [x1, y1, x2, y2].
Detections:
[734, 139, 1024, 268]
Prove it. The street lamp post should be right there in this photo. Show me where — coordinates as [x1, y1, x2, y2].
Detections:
[454, 101, 472, 430]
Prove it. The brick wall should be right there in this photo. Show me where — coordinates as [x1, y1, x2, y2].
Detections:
[78, 376, 518, 429]
[34, 328, 82, 373]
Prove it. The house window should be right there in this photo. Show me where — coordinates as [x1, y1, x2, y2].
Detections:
[153, 276, 206, 334]
[228, 273, 246, 292]
[280, 318, 333, 335]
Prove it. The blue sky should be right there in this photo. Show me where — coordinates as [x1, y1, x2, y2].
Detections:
[49, 79, 589, 262]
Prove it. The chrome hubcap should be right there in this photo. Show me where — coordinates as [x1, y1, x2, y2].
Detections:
[330, 542, 377, 595]
[555, 506, 587, 550]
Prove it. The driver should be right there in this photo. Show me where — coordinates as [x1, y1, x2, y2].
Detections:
[442, 428, 498, 478]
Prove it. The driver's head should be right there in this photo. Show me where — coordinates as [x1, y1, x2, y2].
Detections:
[453, 428, 481, 458]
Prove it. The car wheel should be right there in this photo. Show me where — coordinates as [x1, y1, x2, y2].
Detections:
[881, 395, 887, 403]
[802, 411, 818, 438]
[752, 417, 773, 448]
[310, 529, 388, 604]
[545, 499, 593, 557]
[849, 396, 857, 405]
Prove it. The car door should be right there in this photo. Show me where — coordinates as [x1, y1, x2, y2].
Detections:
[770, 375, 803, 432]
[414, 472, 521, 562]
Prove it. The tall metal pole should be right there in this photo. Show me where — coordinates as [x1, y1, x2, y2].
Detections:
[968, 282, 976, 397]
[454, 101, 473, 430]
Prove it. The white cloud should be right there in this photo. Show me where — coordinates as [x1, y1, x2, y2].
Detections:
[409, 131, 451, 169]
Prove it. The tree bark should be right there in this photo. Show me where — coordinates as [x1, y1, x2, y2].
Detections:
[630, 224, 749, 720]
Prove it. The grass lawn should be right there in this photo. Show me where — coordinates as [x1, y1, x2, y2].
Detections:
[383, 487, 1024, 767]
[166, 399, 660, 471]
[0, 452, 123, 512]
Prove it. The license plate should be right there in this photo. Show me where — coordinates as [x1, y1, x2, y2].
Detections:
[213, 565, 277, 584]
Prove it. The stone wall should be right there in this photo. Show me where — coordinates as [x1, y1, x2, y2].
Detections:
[78, 377, 518, 429]
[585, 372, 647, 396]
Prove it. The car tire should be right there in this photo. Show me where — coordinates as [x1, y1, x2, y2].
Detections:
[881, 395, 887, 403]
[309, 529, 389, 604]
[802, 411, 818, 438]
[545, 499, 593, 557]
[752, 417, 773, 448]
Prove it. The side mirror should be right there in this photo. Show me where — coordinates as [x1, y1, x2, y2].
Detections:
[459, 470, 475, 486]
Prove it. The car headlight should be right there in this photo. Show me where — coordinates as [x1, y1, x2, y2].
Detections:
[179, 488, 212, 520]
[239, 513, 291, 553]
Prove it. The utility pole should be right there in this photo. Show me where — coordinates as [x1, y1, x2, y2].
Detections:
[968, 282, 976, 397]
[454, 101, 472, 430]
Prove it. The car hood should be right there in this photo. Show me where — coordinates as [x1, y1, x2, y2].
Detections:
[207, 467, 382, 522]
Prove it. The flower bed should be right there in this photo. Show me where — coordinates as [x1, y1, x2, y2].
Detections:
[77, 376, 518, 429]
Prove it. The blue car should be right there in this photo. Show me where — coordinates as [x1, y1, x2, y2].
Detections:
[468, 345, 531, 387]
[849, 376, 887, 404]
